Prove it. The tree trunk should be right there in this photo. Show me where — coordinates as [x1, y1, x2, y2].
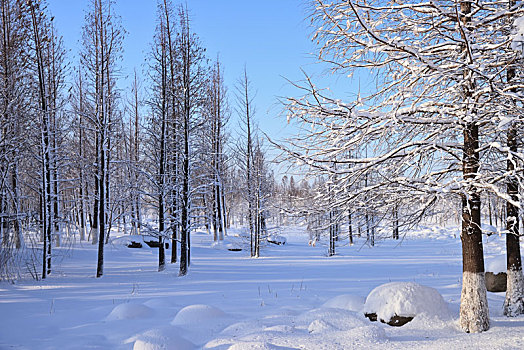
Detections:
[503, 2, 524, 314]
[459, 121, 489, 332]
[503, 118, 524, 316]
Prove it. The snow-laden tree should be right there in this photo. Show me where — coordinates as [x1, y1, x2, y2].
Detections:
[205, 57, 229, 242]
[80, 0, 124, 278]
[26, 0, 67, 278]
[235, 68, 274, 257]
[503, 0, 524, 317]
[235, 68, 257, 256]
[147, 1, 172, 272]
[0, 0, 30, 281]
[0, 0, 28, 254]
[279, 0, 524, 332]
[176, 6, 207, 276]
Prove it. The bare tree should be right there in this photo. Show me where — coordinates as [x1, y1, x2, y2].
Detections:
[80, 0, 124, 278]
[26, 0, 66, 278]
[175, 5, 207, 276]
[208, 57, 229, 242]
[0, 0, 29, 281]
[236, 67, 256, 256]
[147, 6, 170, 271]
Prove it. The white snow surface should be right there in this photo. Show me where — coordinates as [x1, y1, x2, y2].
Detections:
[363, 282, 452, 321]
[321, 294, 365, 312]
[486, 255, 506, 274]
[513, 16, 524, 54]
[1, 225, 524, 349]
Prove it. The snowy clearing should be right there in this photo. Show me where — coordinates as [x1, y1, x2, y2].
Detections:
[1, 226, 523, 349]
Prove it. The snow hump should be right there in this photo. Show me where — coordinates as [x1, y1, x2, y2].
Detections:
[363, 282, 451, 321]
[106, 303, 154, 321]
[172, 304, 226, 326]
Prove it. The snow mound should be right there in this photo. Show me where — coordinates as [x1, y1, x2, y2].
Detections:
[210, 238, 241, 251]
[295, 308, 368, 331]
[172, 304, 226, 326]
[130, 328, 194, 350]
[267, 235, 287, 245]
[363, 282, 451, 321]
[227, 341, 297, 350]
[486, 255, 506, 274]
[263, 324, 294, 333]
[345, 325, 386, 341]
[220, 320, 262, 337]
[207, 308, 386, 349]
[308, 319, 335, 333]
[106, 303, 154, 321]
[322, 294, 365, 312]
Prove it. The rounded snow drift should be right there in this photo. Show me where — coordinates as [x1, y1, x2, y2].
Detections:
[132, 328, 194, 350]
[171, 304, 226, 326]
[363, 282, 450, 326]
[227, 341, 293, 350]
[106, 303, 154, 321]
[322, 294, 365, 312]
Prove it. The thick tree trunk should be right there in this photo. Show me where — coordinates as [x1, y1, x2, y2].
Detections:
[459, 121, 489, 333]
[457, 1, 489, 332]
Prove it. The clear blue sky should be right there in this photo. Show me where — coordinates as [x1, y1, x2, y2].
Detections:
[47, 0, 361, 165]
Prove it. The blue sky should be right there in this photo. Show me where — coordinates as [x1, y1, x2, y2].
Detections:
[47, 0, 361, 165]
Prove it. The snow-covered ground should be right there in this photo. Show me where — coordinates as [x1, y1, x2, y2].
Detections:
[1, 226, 523, 349]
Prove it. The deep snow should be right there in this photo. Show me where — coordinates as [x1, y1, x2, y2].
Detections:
[0, 226, 523, 349]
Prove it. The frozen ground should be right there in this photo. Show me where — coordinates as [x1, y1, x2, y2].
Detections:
[1, 226, 524, 349]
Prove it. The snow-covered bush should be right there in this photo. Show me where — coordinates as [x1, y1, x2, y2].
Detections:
[363, 282, 451, 323]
